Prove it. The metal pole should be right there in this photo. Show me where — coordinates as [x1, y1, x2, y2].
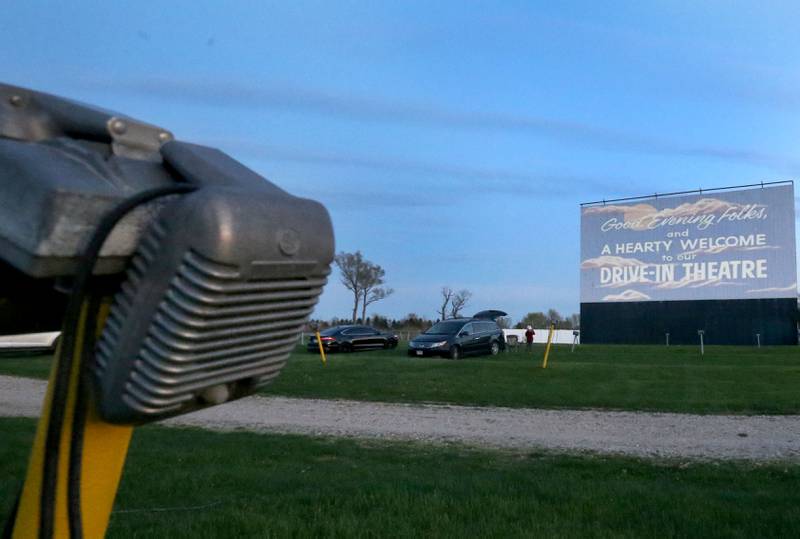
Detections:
[316, 330, 327, 366]
[571, 332, 578, 353]
[698, 330, 705, 356]
[756, 333, 761, 348]
[666, 332, 669, 346]
[542, 324, 555, 368]
[12, 306, 133, 538]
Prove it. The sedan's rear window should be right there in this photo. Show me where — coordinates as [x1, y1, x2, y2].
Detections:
[343, 328, 375, 335]
[320, 327, 342, 336]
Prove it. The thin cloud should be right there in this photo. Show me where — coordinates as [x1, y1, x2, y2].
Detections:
[518, 12, 800, 111]
[202, 138, 633, 199]
[301, 187, 446, 210]
[84, 77, 800, 173]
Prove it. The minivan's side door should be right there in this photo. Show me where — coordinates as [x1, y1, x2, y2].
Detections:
[459, 323, 480, 354]
[475, 322, 492, 353]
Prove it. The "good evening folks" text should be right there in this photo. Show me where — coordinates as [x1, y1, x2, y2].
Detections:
[600, 204, 766, 232]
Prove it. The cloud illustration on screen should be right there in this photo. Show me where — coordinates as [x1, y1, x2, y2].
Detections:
[745, 282, 797, 294]
[580, 255, 647, 269]
[582, 203, 657, 228]
[602, 289, 651, 301]
[650, 274, 745, 290]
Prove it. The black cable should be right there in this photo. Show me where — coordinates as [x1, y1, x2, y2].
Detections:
[1, 484, 23, 539]
[37, 184, 196, 539]
[67, 184, 197, 539]
[66, 291, 102, 539]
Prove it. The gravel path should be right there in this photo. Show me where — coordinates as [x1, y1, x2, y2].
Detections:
[2, 374, 799, 461]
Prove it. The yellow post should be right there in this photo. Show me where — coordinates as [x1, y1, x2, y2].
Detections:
[315, 330, 327, 366]
[11, 304, 133, 539]
[542, 324, 555, 369]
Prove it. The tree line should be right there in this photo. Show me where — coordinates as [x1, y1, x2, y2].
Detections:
[514, 310, 580, 330]
[331, 250, 579, 330]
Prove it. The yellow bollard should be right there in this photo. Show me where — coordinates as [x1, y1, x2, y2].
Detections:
[542, 324, 555, 369]
[316, 330, 327, 366]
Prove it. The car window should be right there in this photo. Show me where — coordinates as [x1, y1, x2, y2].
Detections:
[425, 321, 466, 335]
[344, 327, 373, 336]
[460, 323, 474, 335]
[320, 326, 341, 336]
[482, 322, 498, 332]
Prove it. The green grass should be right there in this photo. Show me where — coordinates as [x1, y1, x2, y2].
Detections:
[2, 417, 799, 538]
[264, 344, 800, 414]
[3, 344, 800, 414]
[0, 352, 52, 379]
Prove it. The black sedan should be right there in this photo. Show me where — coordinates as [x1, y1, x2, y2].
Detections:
[307, 325, 399, 353]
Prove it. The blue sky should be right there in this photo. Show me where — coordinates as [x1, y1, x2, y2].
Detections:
[2, 1, 799, 322]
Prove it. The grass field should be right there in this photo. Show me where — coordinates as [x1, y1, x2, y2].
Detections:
[266, 344, 800, 414]
[0, 353, 52, 379]
[2, 417, 799, 538]
[2, 343, 799, 414]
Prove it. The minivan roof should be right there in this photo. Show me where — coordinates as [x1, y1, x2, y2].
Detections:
[440, 317, 498, 324]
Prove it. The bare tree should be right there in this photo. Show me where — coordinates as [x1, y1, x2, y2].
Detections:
[334, 251, 370, 323]
[568, 313, 580, 329]
[438, 287, 453, 320]
[335, 251, 394, 323]
[449, 289, 472, 318]
[362, 286, 394, 321]
[495, 316, 512, 329]
[546, 308, 564, 327]
[360, 261, 394, 321]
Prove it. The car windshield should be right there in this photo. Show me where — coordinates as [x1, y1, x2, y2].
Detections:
[424, 321, 465, 335]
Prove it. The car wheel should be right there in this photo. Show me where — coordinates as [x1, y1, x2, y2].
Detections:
[448, 345, 461, 360]
[490, 341, 500, 356]
[390, 341, 398, 349]
[340, 343, 352, 353]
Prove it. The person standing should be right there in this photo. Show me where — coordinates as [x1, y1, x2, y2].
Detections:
[524, 326, 535, 351]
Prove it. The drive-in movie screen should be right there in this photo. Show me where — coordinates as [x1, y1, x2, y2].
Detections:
[581, 184, 797, 303]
